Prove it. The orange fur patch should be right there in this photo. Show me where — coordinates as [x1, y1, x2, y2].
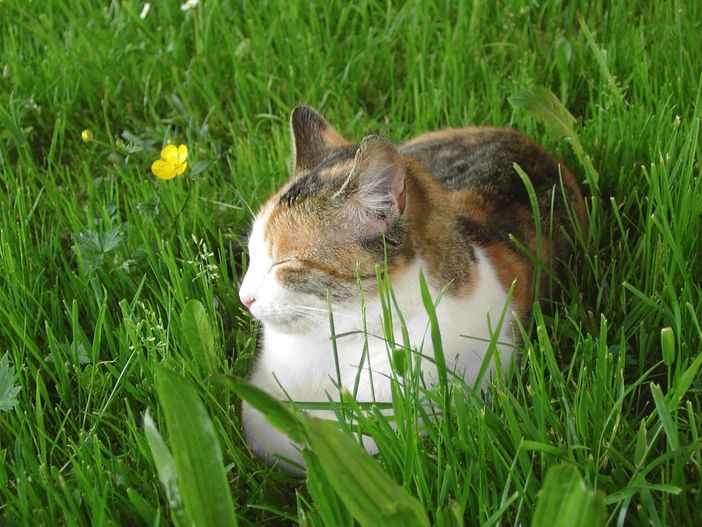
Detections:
[450, 190, 495, 223]
[319, 160, 353, 180]
[404, 127, 487, 147]
[322, 125, 348, 148]
[482, 243, 533, 319]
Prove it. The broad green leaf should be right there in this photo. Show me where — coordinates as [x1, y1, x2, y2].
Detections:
[217, 375, 306, 444]
[136, 193, 160, 218]
[181, 299, 216, 376]
[305, 451, 353, 527]
[143, 409, 186, 524]
[0, 353, 20, 412]
[154, 367, 237, 527]
[71, 226, 124, 273]
[99, 225, 124, 252]
[307, 418, 430, 527]
[531, 464, 606, 527]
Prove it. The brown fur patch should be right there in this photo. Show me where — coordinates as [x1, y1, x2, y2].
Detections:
[266, 208, 321, 262]
[290, 106, 350, 174]
[482, 243, 533, 318]
[322, 125, 348, 148]
[400, 161, 476, 293]
[449, 190, 496, 223]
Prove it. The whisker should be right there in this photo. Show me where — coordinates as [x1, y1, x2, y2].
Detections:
[284, 307, 329, 322]
[288, 304, 353, 319]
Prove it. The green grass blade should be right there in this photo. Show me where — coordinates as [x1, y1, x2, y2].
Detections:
[418, 269, 447, 389]
[512, 163, 543, 304]
[672, 350, 702, 407]
[579, 17, 626, 107]
[650, 383, 678, 450]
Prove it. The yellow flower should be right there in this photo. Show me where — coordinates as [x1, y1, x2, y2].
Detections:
[151, 144, 188, 180]
[81, 129, 94, 143]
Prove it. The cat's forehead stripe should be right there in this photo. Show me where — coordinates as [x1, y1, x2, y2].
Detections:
[277, 172, 324, 206]
[276, 154, 356, 208]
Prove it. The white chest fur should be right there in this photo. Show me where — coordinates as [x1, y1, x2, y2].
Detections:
[241, 250, 516, 470]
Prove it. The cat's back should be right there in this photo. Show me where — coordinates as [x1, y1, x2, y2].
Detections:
[401, 127, 510, 191]
[400, 126, 587, 235]
[401, 127, 576, 199]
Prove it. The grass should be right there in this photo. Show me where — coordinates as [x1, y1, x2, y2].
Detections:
[0, 0, 700, 524]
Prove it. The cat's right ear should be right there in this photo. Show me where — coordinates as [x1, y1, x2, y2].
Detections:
[290, 105, 347, 175]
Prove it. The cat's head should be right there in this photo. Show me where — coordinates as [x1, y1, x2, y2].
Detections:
[238, 106, 413, 333]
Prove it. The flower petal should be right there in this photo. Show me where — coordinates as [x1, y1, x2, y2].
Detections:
[160, 144, 179, 163]
[175, 161, 188, 176]
[177, 144, 188, 163]
[152, 159, 177, 180]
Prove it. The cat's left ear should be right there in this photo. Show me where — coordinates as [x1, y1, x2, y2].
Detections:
[290, 105, 347, 175]
[335, 135, 406, 232]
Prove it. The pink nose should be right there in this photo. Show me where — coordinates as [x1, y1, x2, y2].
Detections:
[241, 295, 255, 310]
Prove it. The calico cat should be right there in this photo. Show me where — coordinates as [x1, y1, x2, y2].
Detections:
[238, 106, 586, 471]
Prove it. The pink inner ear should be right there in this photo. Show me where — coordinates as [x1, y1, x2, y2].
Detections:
[337, 136, 407, 229]
[391, 172, 406, 214]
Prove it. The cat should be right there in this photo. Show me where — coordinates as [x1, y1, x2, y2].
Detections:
[238, 105, 586, 472]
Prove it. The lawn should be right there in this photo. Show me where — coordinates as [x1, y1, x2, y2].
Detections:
[0, 0, 701, 525]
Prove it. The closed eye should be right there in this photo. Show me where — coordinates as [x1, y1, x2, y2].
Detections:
[269, 259, 292, 271]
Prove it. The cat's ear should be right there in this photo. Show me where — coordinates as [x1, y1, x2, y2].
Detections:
[335, 135, 406, 232]
[290, 105, 347, 174]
